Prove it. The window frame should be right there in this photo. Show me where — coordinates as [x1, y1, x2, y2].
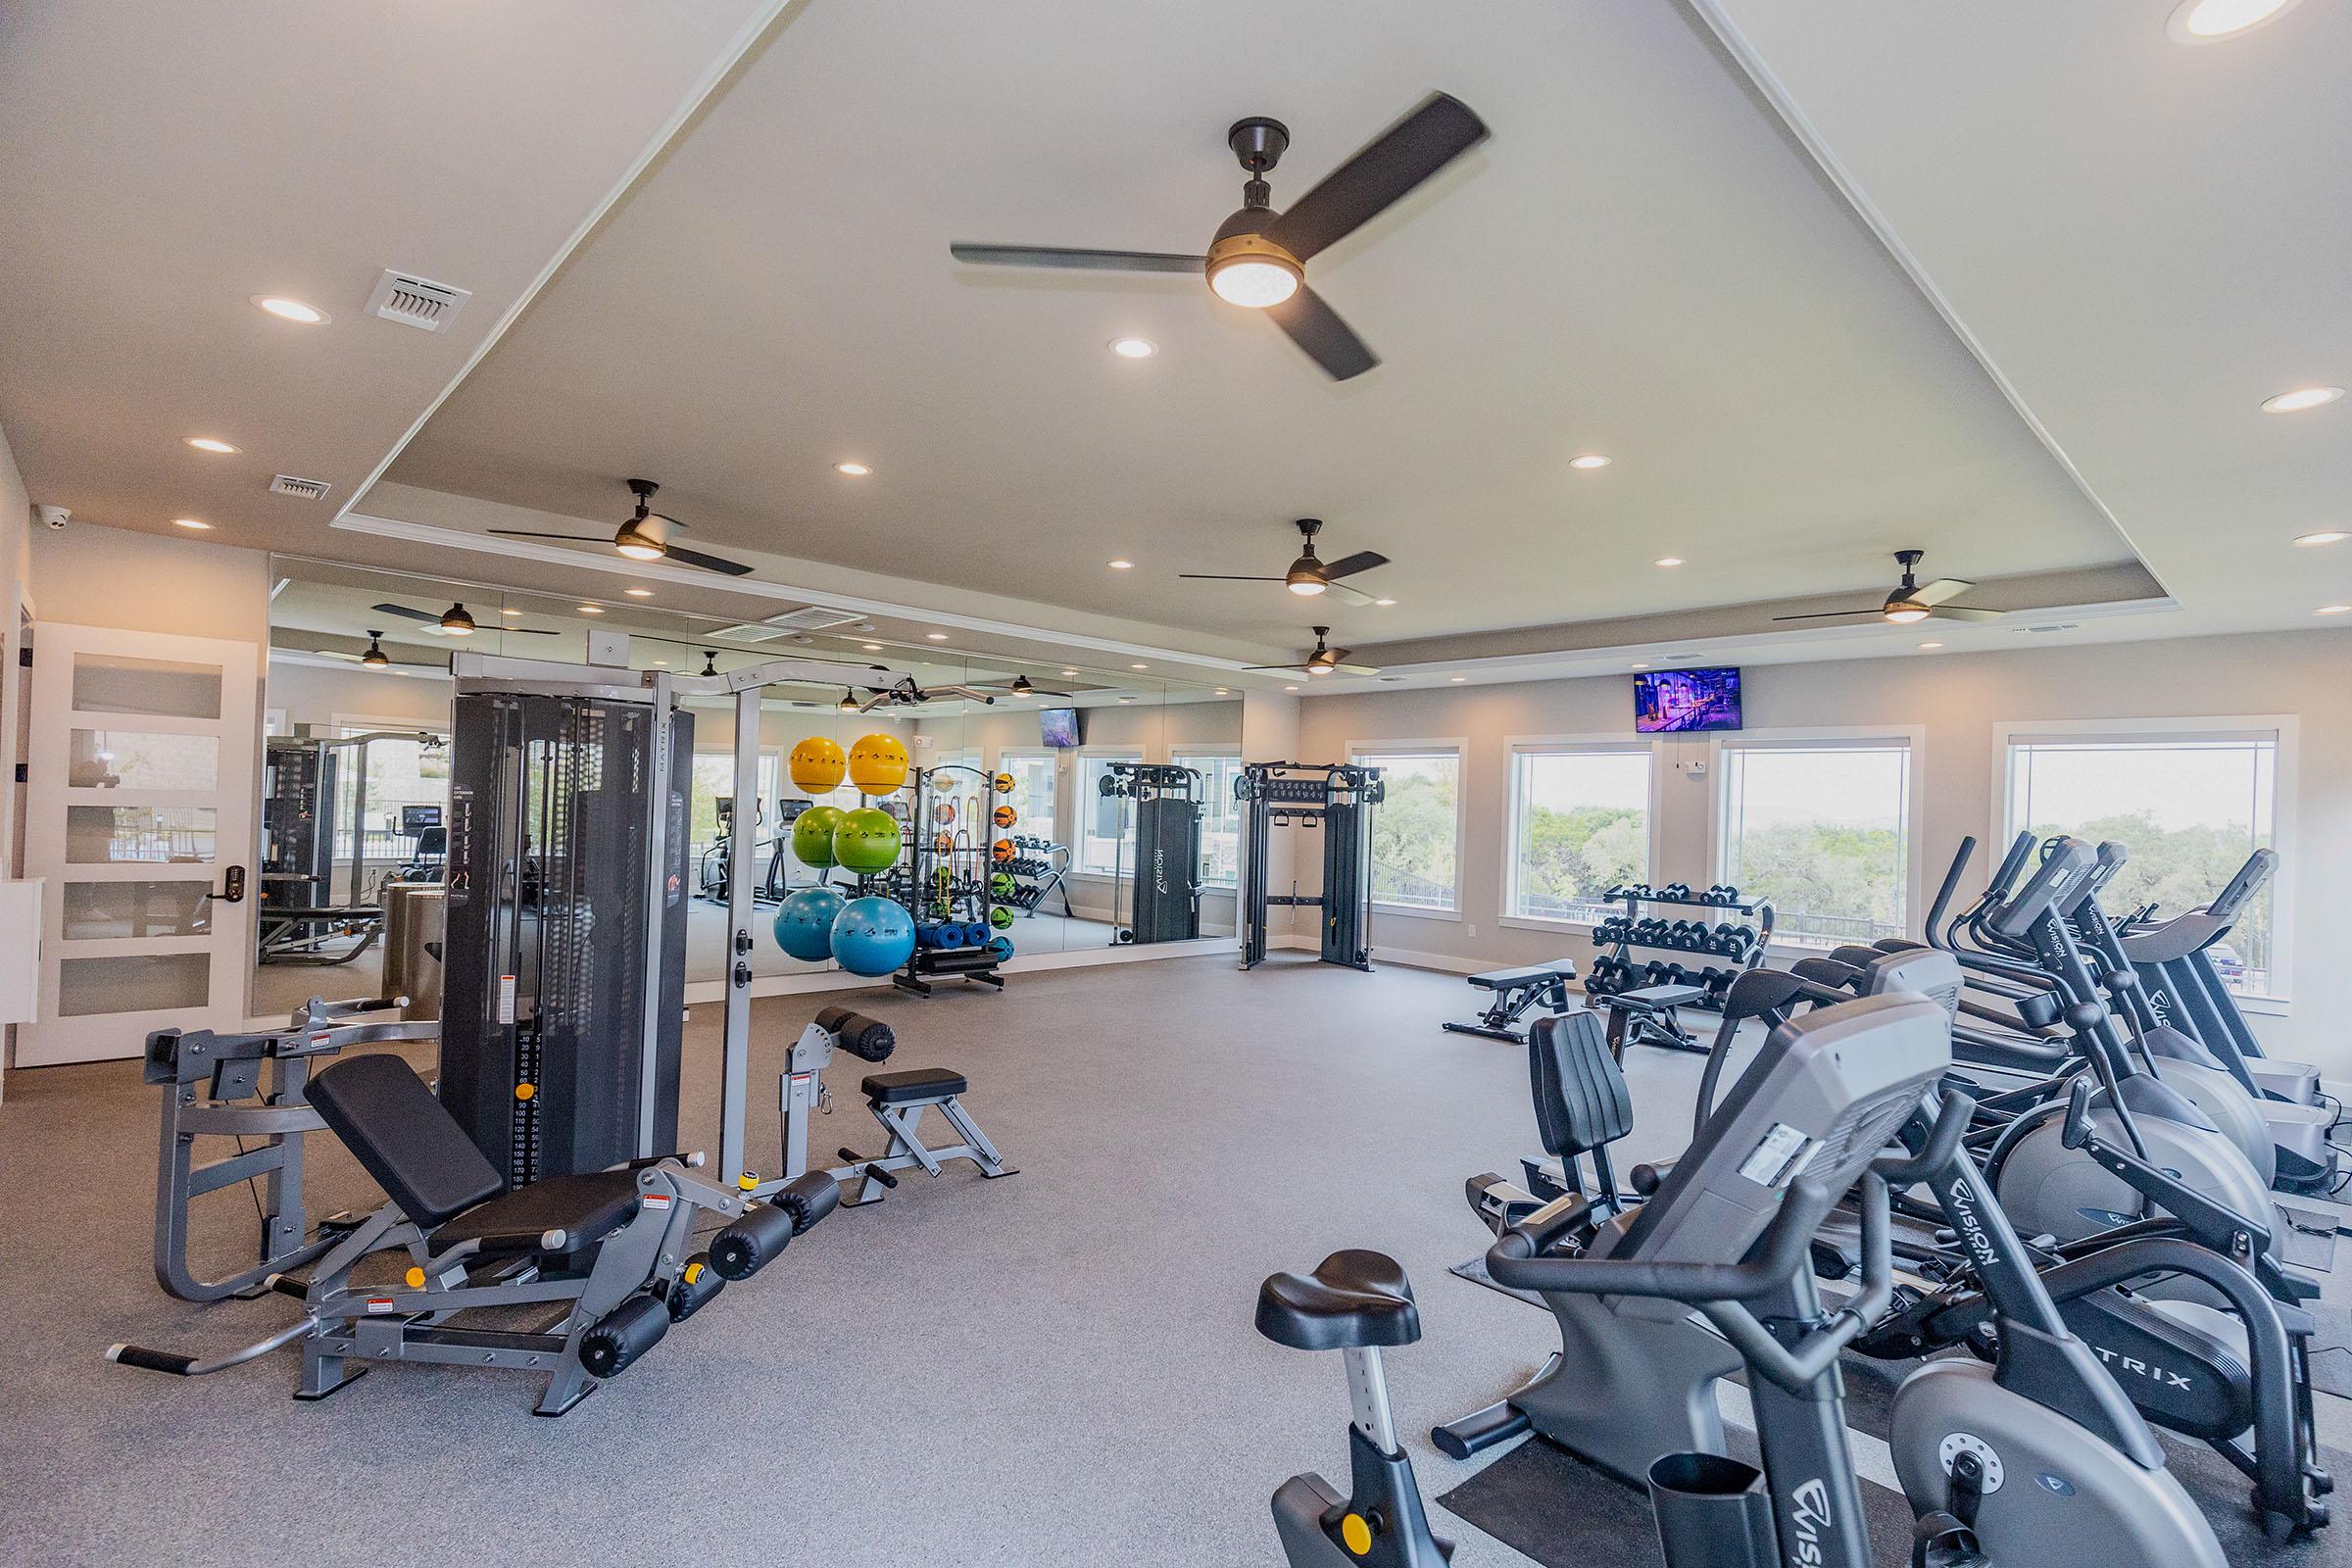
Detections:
[994, 746, 1060, 849]
[1172, 748, 1244, 890]
[327, 713, 453, 864]
[1347, 737, 1468, 921]
[1073, 746, 1145, 877]
[1497, 733, 1660, 933]
[1993, 714, 2296, 1011]
[1710, 724, 1926, 954]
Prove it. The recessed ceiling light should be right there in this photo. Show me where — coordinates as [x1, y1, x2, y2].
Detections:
[1284, 684, 1300, 692]
[2317, 605, 2352, 615]
[926, 631, 949, 641]
[1374, 598, 1397, 607]
[2292, 530, 2349, 547]
[251, 295, 327, 324]
[861, 642, 884, 652]
[1631, 662, 1648, 669]
[835, 461, 872, 476]
[184, 436, 238, 454]
[2261, 385, 2343, 414]
[1108, 337, 1157, 359]
[1107, 559, 1134, 569]
[624, 587, 653, 598]
[577, 605, 604, 615]
[1117, 696, 1134, 704]
[1917, 641, 1944, 650]
[1569, 454, 1611, 470]
[172, 517, 211, 530]
[501, 608, 523, 616]
[1449, 675, 1467, 683]
[652, 659, 667, 666]
[1061, 667, 1080, 677]
[1653, 557, 1684, 568]
[1130, 662, 1150, 670]
[1213, 687, 1230, 695]
[2167, 0, 2301, 43]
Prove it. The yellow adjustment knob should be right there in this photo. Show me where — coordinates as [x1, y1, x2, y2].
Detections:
[514, 1083, 536, 1102]
[404, 1266, 425, 1289]
[1340, 1513, 1375, 1555]
[737, 1172, 758, 1192]
[683, 1261, 703, 1285]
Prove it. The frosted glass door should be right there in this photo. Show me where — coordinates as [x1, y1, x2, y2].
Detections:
[20, 624, 258, 1064]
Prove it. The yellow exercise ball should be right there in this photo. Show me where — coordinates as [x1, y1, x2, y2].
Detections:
[848, 732, 910, 796]
[789, 736, 847, 793]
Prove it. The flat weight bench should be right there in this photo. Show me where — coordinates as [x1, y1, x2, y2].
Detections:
[1598, 980, 1707, 1056]
[777, 1006, 1017, 1208]
[1442, 959, 1579, 1044]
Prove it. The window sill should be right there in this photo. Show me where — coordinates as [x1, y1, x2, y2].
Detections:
[1372, 903, 1461, 922]
[1498, 914, 1600, 935]
[2237, 993, 2291, 1017]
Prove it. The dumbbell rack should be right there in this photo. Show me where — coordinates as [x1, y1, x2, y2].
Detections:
[1585, 888, 1775, 1054]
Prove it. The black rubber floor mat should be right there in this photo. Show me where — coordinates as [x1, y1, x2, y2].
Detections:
[1435, 1428, 1915, 1568]
[2310, 1347, 2352, 1400]
[1837, 1354, 2345, 1562]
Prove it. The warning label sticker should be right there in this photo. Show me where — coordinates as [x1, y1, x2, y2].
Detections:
[1738, 1122, 1821, 1190]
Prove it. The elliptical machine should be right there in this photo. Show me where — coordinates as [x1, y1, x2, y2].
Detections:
[1261, 991, 2227, 1567]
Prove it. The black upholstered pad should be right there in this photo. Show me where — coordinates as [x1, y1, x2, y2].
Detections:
[1467, 961, 1576, 991]
[436, 1171, 644, 1252]
[1256, 1250, 1421, 1350]
[1604, 983, 1705, 1011]
[861, 1067, 967, 1104]
[308, 1053, 503, 1227]
[1529, 1010, 1633, 1160]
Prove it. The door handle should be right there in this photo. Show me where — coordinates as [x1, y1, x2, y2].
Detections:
[205, 865, 248, 904]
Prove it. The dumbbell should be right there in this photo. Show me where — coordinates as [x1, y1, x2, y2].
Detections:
[1661, 882, 1692, 901]
[1701, 966, 1733, 1005]
[1723, 925, 1756, 959]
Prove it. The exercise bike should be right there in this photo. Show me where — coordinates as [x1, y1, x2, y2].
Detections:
[1258, 993, 2227, 1567]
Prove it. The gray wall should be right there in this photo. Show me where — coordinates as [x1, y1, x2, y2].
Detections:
[1298, 627, 2352, 1076]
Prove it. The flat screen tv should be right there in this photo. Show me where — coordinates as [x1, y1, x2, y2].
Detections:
[1635, 666, 1742, 733]
[1039, 708, 1083, 748]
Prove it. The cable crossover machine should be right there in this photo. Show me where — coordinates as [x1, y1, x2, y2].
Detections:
[1237, 760, 1383, 972]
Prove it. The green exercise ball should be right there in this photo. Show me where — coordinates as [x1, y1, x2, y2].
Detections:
[832, 807, 903, 873]
[989, 906, 1013, 930]
[791, 806, 846, 868]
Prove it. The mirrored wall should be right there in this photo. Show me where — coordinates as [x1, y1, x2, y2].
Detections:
[254, 560, 1241, 1016]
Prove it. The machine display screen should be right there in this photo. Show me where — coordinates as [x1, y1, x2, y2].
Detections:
[1635, 667, 1742, 733]
[1039, 708, 1084, 748]
[400, 804, 443, 832]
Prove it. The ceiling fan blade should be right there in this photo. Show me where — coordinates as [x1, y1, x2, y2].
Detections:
[1177, 573, 1287, 582]
[1317, 550, 1390, 581]
[484, 529, 617, 545]
[1244, 662, 1312, 674]
[370, 603, 441, 623]
[1267, 285, 1379, 381]
[1261, 92, 1490, 264]
[1321, 580, 1379, 608]
[1926, 605, 2002, 622]
[1770, 608, 1882, 623]
[1911, 576, 1975, 608]
[497, 626, 563, 637]
[660, 543, 756, 577]
[1335, 662, 1381, 676]
[950, 243, 1205, 273]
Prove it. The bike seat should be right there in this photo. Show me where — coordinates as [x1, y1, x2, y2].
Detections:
[1255, 1250, 1421, 1351]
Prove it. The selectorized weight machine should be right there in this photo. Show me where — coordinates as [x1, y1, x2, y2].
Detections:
[1238, 760, 1382, 971]
[1100, 761, 1205, 945]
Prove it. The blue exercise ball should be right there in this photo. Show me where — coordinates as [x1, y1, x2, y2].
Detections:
[831, 896, 916, 976]
[772, 887, 846, 962]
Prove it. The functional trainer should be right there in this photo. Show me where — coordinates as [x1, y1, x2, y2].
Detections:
[1100, 761, 1205, 944]
[1237, 760, 1382, 971]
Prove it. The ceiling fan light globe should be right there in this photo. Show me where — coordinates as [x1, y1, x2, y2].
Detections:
[440, 604, 476, 635]
[1204, 230, 1303, 309]
[615, 539, 664, 562]
[361, 647, 389, 669]
[1287, 577, 1327, 596]
[1883, 603, 1931, 624]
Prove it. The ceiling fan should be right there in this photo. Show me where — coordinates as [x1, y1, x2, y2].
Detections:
[484, 478, 756, 578]
[371, 601, 559, 638]
[1181, 518, 1390, 605]
[313, 630, 416, 670]
[950, 91, 1489, 381]
[969, 673, 1074, 700]
[1250, 627, 1378, 677]
[1772, 551, 2002, 626]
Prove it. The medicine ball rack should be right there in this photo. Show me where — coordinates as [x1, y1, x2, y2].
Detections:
[1237, 760, 1383, 972]
[1581, 884, 1775, 1054]
[892, 761, 1007, 998]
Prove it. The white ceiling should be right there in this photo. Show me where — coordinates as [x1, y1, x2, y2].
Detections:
[375, 0, 2134, 650]
[7, 0, 2342, 687]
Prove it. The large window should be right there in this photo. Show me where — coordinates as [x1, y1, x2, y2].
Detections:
[1077, 751, 1143, 874]
[998, 749, 1058, 847]
[1719, 737, 1914, 948]
[1175, 752, 1244, 888]
[1350, 744, 1462, 914]
[1507, 745, 1651, 924]
[2003, 723, 2285, 1000]
[690, 752, 782, 858]
[329, 721, 449, 863]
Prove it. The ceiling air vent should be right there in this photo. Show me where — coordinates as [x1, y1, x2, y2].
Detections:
[709, 623, 788, 643]
[2016, 622, 2080, 635]
[366, 270, 471, 332]
[763, 606, 862, 632]
[269, 473, 332, 500]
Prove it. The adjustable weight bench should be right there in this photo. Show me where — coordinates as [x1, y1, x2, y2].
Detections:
[1598, 980, 1708, 1056]
[778, 1006, 1016, 1207]
[111, 1052, 840, 1415]
[1442, 959, 1579, 1044]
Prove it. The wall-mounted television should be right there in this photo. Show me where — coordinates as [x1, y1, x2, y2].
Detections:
[1039, 708, 1084, 748]
[1635, 666, 1742, 733]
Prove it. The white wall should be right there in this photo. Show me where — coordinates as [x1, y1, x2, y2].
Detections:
[267, 658, 454, 733]
[1298, 627, 2352, 1077]
[0, 418, 31, 882]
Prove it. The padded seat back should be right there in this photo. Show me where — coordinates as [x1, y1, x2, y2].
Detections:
[1528, 1009, 1632, 1160]
[308, 1053, 504, 1227]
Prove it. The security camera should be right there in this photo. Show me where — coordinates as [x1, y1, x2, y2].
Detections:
[34, 505, 69, 530]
